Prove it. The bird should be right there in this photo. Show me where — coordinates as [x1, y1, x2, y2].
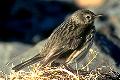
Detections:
[12, 9, 100, 72]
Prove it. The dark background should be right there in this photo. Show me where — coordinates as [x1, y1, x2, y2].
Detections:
[0, 0, 78, 44]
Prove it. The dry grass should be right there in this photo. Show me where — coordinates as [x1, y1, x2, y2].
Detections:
[0, 65, 119, 80]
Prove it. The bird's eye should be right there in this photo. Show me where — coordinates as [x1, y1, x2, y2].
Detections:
[85, 14, 91, 20]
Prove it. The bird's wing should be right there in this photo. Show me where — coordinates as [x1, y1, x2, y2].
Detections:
[66, 37, 93, 64]
[41, 47, 66, 66]
[41, 36, 83, 66]
[69, 38, 82, 50]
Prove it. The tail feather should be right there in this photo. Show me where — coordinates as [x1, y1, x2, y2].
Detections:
[12, 54, 43, 72]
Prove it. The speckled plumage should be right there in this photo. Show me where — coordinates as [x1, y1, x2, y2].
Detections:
[12, 9, 97, 72]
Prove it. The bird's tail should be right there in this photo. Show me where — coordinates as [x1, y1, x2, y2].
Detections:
[12, 54, 43, 72]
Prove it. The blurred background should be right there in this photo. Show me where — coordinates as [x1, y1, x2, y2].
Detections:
[1, 0, 120, 73]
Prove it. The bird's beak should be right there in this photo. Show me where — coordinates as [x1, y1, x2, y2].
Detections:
[95, 14, 103, 18]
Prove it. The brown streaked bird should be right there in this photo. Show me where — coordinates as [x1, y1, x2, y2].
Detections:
[12, 9, 100, 72]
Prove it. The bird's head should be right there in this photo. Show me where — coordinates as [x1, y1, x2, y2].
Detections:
[70, 9, 102, 26]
